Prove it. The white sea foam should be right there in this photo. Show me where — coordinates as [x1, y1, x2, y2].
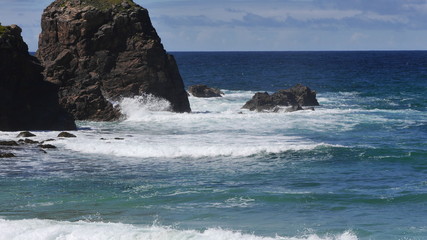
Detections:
[56, 133, 333, 159]
[0, 219, 358, 240]
[51, 89, 419, 159]
[2, 90, 420, 160]
[118, 94, 172, 121]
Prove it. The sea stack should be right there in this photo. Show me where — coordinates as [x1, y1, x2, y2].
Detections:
[36, 0, 191, 121]
[0, 24, 76, 131]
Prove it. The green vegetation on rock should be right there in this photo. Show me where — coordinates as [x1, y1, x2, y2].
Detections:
[59, 0, 137, 10]
[0, 24, 8, 36]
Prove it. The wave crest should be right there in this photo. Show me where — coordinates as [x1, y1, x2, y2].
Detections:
[0, 219, 358, 240]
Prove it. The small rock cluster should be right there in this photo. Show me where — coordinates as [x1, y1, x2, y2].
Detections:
[0, 131, 77, 158]
[242, 84, 319, 112]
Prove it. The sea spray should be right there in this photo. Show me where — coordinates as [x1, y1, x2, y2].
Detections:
[118, 94, 172, 121]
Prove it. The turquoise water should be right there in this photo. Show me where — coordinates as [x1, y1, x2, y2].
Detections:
[0, 51, 426, 239]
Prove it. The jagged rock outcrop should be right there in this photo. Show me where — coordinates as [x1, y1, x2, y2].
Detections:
[0, 24, 76, 131]
[188, 84, 224, 98]
[36, 0, 191, 121]
[242, 84, 319, 112]
[283, 84, 319, 106]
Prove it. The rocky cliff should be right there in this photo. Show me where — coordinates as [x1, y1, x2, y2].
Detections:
[36, 0, 191, 121]
[0, 24, 76, 131]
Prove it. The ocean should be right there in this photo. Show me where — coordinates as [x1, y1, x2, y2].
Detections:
[1, 51, 426, 239]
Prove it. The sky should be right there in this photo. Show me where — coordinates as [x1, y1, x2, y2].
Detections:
[1, 0, 427, 51]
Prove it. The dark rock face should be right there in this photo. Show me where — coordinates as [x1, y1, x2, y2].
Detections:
[280, 84, 319, 106]
[188, 85, 224, 98]
[0, 25, 76, 131]
[36, 0, 191, 121]
[242, 84, 319, 112]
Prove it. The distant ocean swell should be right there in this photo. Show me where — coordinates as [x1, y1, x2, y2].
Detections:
[0, 219, 358, 240]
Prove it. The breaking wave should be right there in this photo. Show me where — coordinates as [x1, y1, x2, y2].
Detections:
[0, 219, 358, 240]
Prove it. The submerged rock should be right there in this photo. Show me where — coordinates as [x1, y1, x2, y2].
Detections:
[36, 0, 191, 121]
[0, 24, 76, 131]
[188, 85, 224, 98]
[242, 84, 319, 112]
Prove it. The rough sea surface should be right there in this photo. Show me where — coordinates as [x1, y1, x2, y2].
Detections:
[1, 51, 426, 240]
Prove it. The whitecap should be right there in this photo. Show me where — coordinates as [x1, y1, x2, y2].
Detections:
[0, 218, 359, 240]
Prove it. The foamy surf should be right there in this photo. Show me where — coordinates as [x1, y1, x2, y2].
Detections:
[118, 94, 172, 121]
[54, 130, 337, 159]
[0, 219, 358, 240]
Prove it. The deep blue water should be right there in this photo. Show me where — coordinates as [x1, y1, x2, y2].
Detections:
[0, 51, 426, 240]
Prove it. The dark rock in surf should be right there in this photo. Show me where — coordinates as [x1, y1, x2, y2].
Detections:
[188, 85, 224, 98]
[58, 132, 77, 138]
[281, 84, 319, 107]
[39, 144, 57, 149]
[18, 139, 40, 144]
[284, 105, 304, 113]
[17, 131, 36, 138]
[0, 24, 76, 131]
[242, 84, 319, 112]
[36, 0, 191, 121]
[242, 91, 299, 112]
[0, 141, 19, 146]
[0, 152, 15, 158]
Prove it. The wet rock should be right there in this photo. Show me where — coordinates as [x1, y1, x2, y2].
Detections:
[0, 141, 19, 146]
[58, 132, 77, 138]
[0, 24, 76, 131]
[17, 131, 36, 138]
[39, 144, 57, 149]
[188, 85, 224, 98]
[242, 84, 319, 112]
[280, 84, 319, 106]
[284, 105, 304, 112]
[18, 139, 40, 144]
[0, 152, 15, 158]
[36, 0, 191, 121]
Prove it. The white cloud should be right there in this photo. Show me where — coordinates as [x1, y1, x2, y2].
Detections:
[1, 0, 427, 51]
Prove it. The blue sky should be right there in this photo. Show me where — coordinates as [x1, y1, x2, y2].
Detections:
[1, 0, 427, 51]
